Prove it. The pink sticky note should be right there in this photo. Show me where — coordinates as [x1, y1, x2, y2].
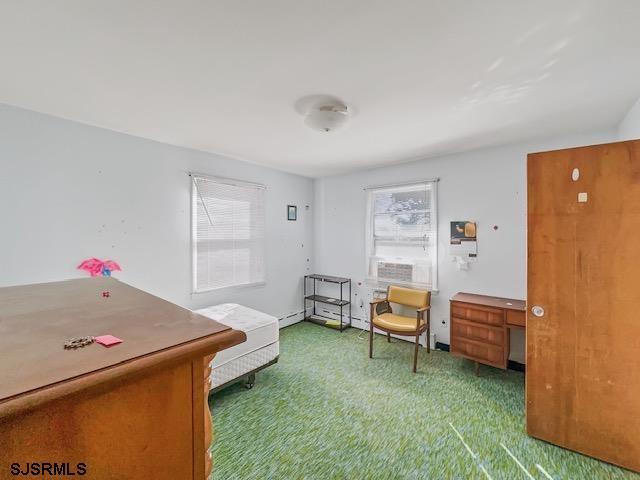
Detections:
[95, 335, 123, 347]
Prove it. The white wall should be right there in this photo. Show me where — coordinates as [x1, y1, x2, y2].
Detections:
[618, 97, 640, 141]
[0, 100, 624, 361]
[0, 104, 313, 320]
[313, 129, 616, 363]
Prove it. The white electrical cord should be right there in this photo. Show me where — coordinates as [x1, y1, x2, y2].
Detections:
[356, 310, 369, 340]
[356, 291, 382, 340]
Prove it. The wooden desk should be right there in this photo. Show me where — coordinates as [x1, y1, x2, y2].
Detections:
[0, 278, 245, 479]
[450, 292, 525, 374]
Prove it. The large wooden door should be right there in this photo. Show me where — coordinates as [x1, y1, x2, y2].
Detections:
[527, 140, 640, 472]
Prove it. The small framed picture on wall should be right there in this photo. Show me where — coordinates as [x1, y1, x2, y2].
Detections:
[287, 205, 297, 221]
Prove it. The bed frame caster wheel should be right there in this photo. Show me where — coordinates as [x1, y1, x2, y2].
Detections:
[244, 373, 256, 389]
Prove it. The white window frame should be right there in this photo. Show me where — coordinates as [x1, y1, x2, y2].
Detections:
[191, 173, 266, 293]
[365, 179, 439, 292]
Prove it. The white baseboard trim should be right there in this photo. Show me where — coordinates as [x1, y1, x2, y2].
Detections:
[278, 307, 312, 328]
[279, 306, 363, 329]
[278, 307, 434, 350]
[278, 312, 303, 328]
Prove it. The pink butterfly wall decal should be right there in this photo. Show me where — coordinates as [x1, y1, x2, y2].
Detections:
[77, 258, 122, 277]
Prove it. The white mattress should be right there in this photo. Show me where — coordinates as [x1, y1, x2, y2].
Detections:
[195, 303, 279, 388]
[210, 341, 279, 388]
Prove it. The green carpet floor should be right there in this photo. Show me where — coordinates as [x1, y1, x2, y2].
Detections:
[209, 322, 639, 479]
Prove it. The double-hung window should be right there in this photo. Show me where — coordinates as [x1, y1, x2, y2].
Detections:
[365, 180, 438, 290]
[191, 174, 266, 292]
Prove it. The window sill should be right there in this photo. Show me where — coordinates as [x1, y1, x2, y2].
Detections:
[365, 277, 438, 294]
[192, 281, 266, 294]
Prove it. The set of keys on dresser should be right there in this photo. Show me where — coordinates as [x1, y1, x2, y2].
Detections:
[63, 334, 123, 350]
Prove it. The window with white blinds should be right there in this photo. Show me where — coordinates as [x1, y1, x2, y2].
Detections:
[365, 181, 438, 290]
[191, 174, 266, 292]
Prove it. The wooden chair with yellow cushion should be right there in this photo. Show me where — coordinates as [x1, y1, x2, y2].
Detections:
[369, 285, 431, 373]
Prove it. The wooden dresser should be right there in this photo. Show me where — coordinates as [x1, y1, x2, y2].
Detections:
[450, 292, 525, 373]
[0, 278, 245, 479]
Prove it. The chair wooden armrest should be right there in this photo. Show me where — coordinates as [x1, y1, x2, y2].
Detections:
[370, 298, 391, 320]
[416, 305, 431, 325]
[370, 298, 388, 305]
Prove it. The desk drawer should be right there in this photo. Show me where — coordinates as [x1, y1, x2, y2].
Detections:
[451, 337, 505, 368]
[451, 317, 505, 346]
[451, 302, 504, 327]
[506, 309, 526, 327]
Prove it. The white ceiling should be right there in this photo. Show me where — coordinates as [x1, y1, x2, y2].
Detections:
[1, 1, 639, 177]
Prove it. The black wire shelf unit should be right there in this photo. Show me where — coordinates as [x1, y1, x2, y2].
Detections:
[303, 274, 352, 331]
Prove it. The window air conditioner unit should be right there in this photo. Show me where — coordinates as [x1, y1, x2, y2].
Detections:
[377, 261, 413, 283]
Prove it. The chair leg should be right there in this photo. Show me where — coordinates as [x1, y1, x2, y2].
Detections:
[369, 320, 374, 359]
[386, 332, 391, 343]
[413, 334, 420, 373]
[427, 321, 431, 354]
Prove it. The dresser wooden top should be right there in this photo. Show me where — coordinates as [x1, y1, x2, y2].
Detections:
[0, 278, 245, 405]
[450, 292, 526, 311]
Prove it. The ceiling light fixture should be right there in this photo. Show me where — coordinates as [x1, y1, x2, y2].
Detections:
[296, 96, 351, 133]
